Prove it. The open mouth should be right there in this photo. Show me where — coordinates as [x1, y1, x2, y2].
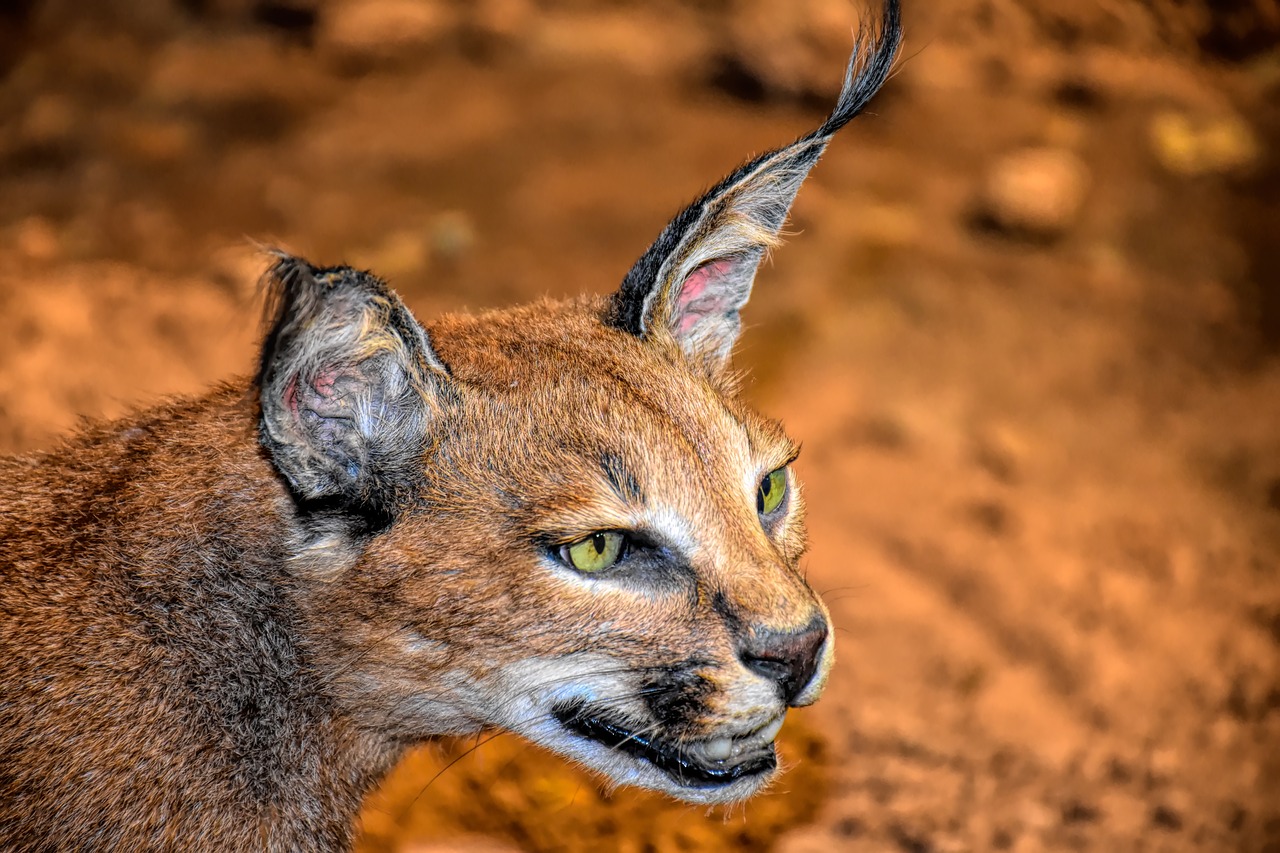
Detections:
[553, 700, 779, 789]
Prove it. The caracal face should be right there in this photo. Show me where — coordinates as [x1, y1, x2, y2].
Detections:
[354, 302, 831, 803]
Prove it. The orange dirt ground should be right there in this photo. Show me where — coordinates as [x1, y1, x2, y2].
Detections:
[1, 1, 1277, 850]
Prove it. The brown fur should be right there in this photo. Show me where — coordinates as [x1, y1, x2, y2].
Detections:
[0, 5, 901, 850]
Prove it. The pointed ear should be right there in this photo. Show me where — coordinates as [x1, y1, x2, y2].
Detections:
[256, 253, 448, 524]
[607, 0, 901, 369]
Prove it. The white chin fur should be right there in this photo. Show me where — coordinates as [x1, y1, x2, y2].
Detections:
[513, 714, 775, 804]
[481, 653, 788, 799]
[484, 655, 780, 804]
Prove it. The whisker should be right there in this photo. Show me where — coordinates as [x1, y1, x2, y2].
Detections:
[816, 584, 871, 596]
[318, 619, 419, 683]
[407, 729, 511, 809]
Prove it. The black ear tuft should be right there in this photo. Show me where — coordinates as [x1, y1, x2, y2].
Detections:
[608, 0, 902, 370]
[256, 252, 448, 523]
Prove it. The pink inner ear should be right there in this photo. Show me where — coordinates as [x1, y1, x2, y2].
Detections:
[284, 375, 300, 419]
[675, 259, 735, 334]
[312, 369, 338, 397]
[284, 369, 340, 420]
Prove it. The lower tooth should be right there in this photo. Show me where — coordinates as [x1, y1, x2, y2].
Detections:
[758, 716, 785, 744]
[702, 737, 733, 761]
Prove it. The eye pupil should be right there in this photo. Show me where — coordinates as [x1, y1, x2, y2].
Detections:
[757, 467, 788, 517]
[563, 531, 626, 573]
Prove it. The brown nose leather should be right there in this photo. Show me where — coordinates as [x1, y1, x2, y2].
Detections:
[737, 617, 828, 704]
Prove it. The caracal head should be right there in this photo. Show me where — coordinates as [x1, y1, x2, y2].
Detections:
[256, 1, 900, 804]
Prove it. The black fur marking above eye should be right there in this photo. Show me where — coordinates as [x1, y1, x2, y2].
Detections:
[600, 451, 643, 504]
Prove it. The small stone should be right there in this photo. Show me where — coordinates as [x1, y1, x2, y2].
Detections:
[1051, 77, 1105, 111]
[1151, 804, 1183, 831]
[1019, 801, 1056, 832]
[990, 827, 1016, 850]
[400, 837, 523, 853]
[862, 202, 923, 248]
[845, 411, 911, 451]
[1060, 799, 1101, 824]
[351, 228, 431, 279]
[19, 94, 77, 147]
[109, 115, 198, 164]
[1105, 755, 1133, 784]
[979, 147, 1090, 240]
[15, 217, 59, 261]
[319, 0, 456, 67]
[971, 422, 1028, 484]
[724, 0, 858, 101]
[465, 0, 534, 52]
[147, 34, 307, 107]
[429, 211, 476, 262]
[1147, 748, 1180, 782]
[1150, 110, 1259, 177]
[836, 816, 865, 837]
[774, 826, 837, 853]
[966, 499, 1015, 537]
[1265, 476, 1280, 512]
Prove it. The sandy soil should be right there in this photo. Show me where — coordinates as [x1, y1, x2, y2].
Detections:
[1, 1, 1277, 850]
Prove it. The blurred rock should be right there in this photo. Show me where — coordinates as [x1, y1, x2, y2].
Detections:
[147, 33, 326, 108]
[861, 201, 923, 249]
[50, 0, 187, 40]
[209, 245, 269, 299]
[188, 0, 256, 19]
[463, 0, 535, 54]
[429, 211, 475, 263]
[351, 228, 432, 279]
[774, 825, 836, 853]
[1149, 110, 1260, 177]
[1267, 476, 1280, 513]
[978, 147, 1090, 240]
[14, 217, 59, 262]
[399, 836, 522, 853]
[1146, 748, 1180, 783]
[1051, 77, 1106, 112]
[724, 0, 857, 100]
[845, 410, 912, 452]
[342, 212, 475, 280]
[1150, 802, 1184, 831]
[251, 1, 320, 39]
[318, 0, 456, 67]
[532, 9, 701, 77]
[966, 498, 1016, 537]
[972, 422, 1029, 484]
[1019, 800, 1056, 833]
[106, 114, 199, 164]
[18, 94, 78, 147]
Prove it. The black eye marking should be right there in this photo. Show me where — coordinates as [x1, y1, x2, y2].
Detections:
[600, 451, 643, 504]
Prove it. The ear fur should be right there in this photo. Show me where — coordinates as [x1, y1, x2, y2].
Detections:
[608, 0, 902, 368]
[256, 252, 447, 524]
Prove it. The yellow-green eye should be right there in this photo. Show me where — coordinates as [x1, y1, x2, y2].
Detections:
[757, 467, 788, 516]
[562, 531, 626, 573]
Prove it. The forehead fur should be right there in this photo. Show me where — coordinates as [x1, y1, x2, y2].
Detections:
[423, 296, 794, 507]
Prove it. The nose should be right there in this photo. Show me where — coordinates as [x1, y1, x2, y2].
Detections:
[737, 617, 829, 705]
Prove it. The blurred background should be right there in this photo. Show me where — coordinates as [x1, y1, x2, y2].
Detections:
[1, 0, 1278, 850]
